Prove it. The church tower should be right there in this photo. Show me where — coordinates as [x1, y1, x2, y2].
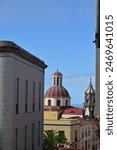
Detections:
[84, 79, 95, 119]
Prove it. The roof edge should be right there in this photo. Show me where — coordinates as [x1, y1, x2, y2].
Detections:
[0, 40, 48, 69]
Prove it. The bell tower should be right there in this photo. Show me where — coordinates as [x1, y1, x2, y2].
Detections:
[84, 79, 95, 119]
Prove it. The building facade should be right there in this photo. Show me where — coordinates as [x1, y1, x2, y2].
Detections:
[80, 120, 93, 150]
[0, 41, 47, 150]
[44, 110, 80, 149]
[95, 0, 100, 116]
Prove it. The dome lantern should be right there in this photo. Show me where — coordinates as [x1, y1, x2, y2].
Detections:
[52, 69, 63, 86]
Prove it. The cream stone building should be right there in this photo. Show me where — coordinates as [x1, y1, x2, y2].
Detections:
[80, 119, 93, 150]
[44, 110, 80, 148]
[0, 41, 47, 150]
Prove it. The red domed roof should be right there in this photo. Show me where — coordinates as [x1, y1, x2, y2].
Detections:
[45, 86, 70, 98]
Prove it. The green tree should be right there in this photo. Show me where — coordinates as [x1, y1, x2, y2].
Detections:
[44, 129, 67, 150]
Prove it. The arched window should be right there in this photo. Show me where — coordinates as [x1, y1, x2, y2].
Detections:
[66, 100, 68, 106]
[57, 100, 61, 106]
[57, 77, 59, 86]
[48, 99, 51, 106]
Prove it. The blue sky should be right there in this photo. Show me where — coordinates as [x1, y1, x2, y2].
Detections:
[0, 0, 96, 107]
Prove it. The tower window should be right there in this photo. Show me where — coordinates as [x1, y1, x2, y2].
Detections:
[48, 99, 51, 106]
[57, 100, 60, 106]
[57, 77, 59, 86]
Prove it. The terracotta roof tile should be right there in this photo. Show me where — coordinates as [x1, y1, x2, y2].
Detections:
[63, 107, 83, 115]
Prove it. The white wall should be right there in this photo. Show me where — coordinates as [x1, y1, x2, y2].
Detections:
[44, 97, 71, 106]
[0, 52, 45, 150]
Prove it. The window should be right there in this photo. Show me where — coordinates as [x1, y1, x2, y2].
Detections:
[82, 129, 84, 138]
[32, 82, 35, 112]
[32, 123, 34, 150]
[39, 82, 41, 110]
[96, 144, 97, 150]
[75, 130, 77, 142]
[88, 140, 90, 149]
[25, 80, 28, 113]
[85, 129, 87, 137]
[16, 78, 19, 114]
[57, 100, 61, 106]
[16, 128, 18, 150]
[25, 126, 27, 150]
[38, 121, 40, 146]
[57, 77, 59, 86]
[85, 140, 87, 150]
[88, 128, 90, 136]
[58, 131, 64, 137]
[75, 144, 77, 148]
[48, 99, 51, 106]
[66, 100, 68, 106]
[81, 141, 84, 150]
[86, 95, 89, 100]
[92, 145, 95, 150]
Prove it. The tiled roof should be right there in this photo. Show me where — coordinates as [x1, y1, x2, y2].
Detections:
[63, 107, 83, 115]
[45, 86, 70, 98]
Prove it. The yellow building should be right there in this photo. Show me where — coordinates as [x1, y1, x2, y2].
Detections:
[44, 109, 80, 148]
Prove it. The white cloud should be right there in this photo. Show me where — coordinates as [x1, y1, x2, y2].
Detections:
[63, 73, 95, 87]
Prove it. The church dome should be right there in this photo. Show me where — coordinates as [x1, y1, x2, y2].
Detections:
[45, 86, 70, 98]
[44, 70, 71, 107]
